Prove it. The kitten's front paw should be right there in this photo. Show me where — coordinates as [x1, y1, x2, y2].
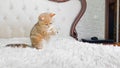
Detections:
[51, 28, 58, 35]
[51, 31, 56, 35]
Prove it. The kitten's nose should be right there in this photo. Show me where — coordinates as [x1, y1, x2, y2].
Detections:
[46, 24, 48, 25]
[48, 25, 50, 27]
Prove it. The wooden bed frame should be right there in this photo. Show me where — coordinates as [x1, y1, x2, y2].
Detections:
[49, 0, 87, 40]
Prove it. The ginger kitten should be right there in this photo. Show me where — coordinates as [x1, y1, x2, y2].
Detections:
[6, 12, 56, 49]
[30, 12, 56, 49]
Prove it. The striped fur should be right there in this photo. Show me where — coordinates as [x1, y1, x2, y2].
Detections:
[6, 44, 31, 48]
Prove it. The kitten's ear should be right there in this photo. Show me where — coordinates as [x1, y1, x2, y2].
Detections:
[49, 13, 55, 17]
[39, 16, 45, 21]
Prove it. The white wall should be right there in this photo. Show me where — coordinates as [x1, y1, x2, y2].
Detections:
[77, 0, 105, 40]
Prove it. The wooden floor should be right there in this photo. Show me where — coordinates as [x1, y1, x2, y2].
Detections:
[103, 42, 120, 46]
[113, 42, 120, 46]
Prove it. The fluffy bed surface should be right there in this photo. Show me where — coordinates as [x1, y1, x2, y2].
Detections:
[0, 36, 120, 68]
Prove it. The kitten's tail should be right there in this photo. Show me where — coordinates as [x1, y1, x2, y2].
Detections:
[6, 44, 32, 48]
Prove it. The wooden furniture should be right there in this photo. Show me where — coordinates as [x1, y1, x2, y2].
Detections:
[106, 0, 120, 42]
[70, 0, 87, 40]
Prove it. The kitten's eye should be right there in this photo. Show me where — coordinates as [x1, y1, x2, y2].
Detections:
[50, 23, 52, 24]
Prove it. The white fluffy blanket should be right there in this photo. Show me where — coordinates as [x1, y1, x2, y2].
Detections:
[0, 36, 120, 68]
